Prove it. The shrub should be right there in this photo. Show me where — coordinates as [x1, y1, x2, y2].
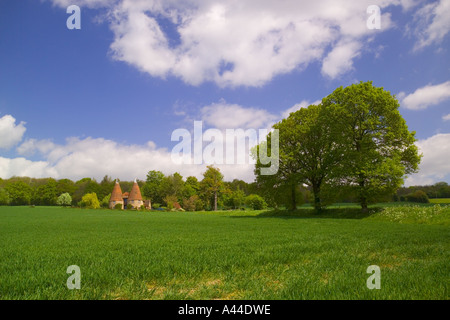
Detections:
[152, 203, 161, 209]
[56, 193, 72, 207]
[164, 195, 178, 210]
[126, 203, 133, 210]
[245, 194, 267, 210]
[101, 194, 111, 208]
[80, 193, 100, 209]
[114, 203, 123, 210]
[406, 190, 430, 203]
[183, 195, 198, 211]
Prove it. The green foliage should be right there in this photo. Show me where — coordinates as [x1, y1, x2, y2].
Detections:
[321, 81, 421, 211]
[161, 172, 184, 202]
[100, 194, 111, 208]
[56, 193, 72, 206]
[142, 170, 165, 204]
[406, 190, 430, 203]
[114, 203, 123, 210]
[200, 165, 224, 211]
[126, 203, 133, 210]
[164, 194, 178, 210]
[152, 203, 161, 209]
[0, 188, 10, 205]
[80, 193, 100, 209]
[33, 178, 58, 206]
[5, 181, 32, 205]
[182, 195, 197, 211]
[245, 194, 267, 210]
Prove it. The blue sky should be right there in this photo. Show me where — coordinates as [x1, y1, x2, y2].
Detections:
[0, 0, 449, 185]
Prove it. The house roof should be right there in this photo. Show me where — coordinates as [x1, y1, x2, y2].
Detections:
[110, 181, 123, 201]
[128, 181, 143, 201]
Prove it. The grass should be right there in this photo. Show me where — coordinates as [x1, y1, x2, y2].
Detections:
[0, 205, 449, 300]
[430, 198, 450, 204]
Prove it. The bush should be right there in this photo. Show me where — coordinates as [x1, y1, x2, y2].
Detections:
[114, 203, 123, 210]
[152, 203, 161, 209]
[245, 194, 267, 210]
[56, 193, 72, 207]
[101, 194, 111, 208]
[126, 203, 133, 210]
[80, 193, 100, 209]
[406, 190, 430, 203]
[164, 195, 178, 210]
[183, 195, 198, 211]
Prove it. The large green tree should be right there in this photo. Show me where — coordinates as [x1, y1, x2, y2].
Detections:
[254, 104, 341, 210]
[322, 81, 421, 212]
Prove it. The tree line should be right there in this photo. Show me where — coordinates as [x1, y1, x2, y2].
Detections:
[0, 166, 268, 211]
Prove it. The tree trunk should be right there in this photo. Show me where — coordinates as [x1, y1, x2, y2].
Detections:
[214, 191, 218, 211]
[291, 183, 296, 210]
[313, 184, 321, 211]
[359, 178, 368, 213]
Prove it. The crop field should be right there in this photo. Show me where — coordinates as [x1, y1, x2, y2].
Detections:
[0, 205, 449, 300]
[430, 198, 450, 204]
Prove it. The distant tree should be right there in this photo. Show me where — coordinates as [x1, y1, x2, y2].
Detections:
[80, 193, 100, 209]
[0, 188, 10, 205]
[406, 190, 430, 203]
[200, 165, 224, 211]
[182, 176, 200, 199]
[33, 178, 58, 205]
[142, 170, 165, 204]
[100, 194, 111, 208]
[99, 175, 114, 200]
[161, 172, 184, 201]
[224, 188, 246, 209]
[56, 179, 76, 196]
[56, 193, 72, 206]
[5, 181, 32, 205]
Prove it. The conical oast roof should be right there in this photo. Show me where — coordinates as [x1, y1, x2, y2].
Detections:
[129, 180, 143, 201]
[110, 181, 123, 201]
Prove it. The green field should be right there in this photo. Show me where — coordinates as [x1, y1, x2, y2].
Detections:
[0, 205, 449, 300]
[430, 198, 450, 204]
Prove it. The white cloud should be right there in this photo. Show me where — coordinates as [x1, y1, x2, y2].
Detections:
[405, 133, 450, 186]
[6, 135, 257, 182]
[47, 0, 407, 86]
[0, 115, 26, 150]
[201, 102, 277, 130]
[443, 114, 450, 121]
[411, 0, 450, 51]
[400, 81, 450, 110]
[321, 40, 362, 79]
[281, 99, 322, 119]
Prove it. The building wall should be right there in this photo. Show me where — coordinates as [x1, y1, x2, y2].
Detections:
[109, 200, 124, 209]
[129, 199, 143, 209]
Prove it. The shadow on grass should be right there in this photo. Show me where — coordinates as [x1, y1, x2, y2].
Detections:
[230, 207, 383, 220]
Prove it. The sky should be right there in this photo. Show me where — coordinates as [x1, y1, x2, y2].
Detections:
[0, 0, 449, 186]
